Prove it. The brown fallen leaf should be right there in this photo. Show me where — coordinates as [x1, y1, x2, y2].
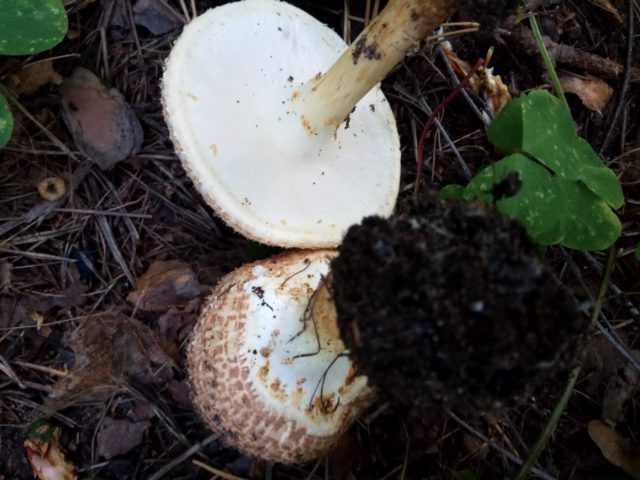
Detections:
[9, 60, 63, 95]
[127, 260, 201, 312]
[133, 0, 183, 35]
[441, 42, 512, 115]
[588, 420, 640, 479]
[25, 424, 77, 480]
[47, 313, 176, 409]
[559, 74, 614, 114]
[591, 0, 624, 22]
[165, 378, 192, 407]
[156, 297, 200, 343]
[96, 417, 151, 460]
[60, 68, 143, 170]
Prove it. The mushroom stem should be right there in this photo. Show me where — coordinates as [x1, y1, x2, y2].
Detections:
[293, 0, 457, 134]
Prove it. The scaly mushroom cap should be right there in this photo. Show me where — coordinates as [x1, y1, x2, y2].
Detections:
[188, 250, 372, 463]
[162, 0, 400, 248]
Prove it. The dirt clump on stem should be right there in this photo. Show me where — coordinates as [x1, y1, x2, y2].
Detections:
[332, 196, 586, 412]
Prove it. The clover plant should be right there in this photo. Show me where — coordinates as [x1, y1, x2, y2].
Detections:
[441, 89, 623, 251]
[0, 0, 68, 147]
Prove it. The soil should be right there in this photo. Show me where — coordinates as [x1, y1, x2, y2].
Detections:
[332, 196, 586, 412]
[1, 0, 639, 479]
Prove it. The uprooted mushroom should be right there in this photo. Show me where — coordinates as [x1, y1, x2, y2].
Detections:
[172, 0, 537, 465]
[188, 197, 585, 464]
[163, 0, 521, 248]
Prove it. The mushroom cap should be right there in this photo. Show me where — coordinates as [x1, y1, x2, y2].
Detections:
[188, 250, 372, 463]
[162, 0, 400, 248]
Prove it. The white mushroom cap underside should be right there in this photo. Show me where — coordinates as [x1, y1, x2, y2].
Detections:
[188, 250, 372, 463]
[163, 0, 400, 248]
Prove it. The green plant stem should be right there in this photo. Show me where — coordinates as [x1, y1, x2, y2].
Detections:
[529, 15, 568, 110]
[514, 246, 617, 479]
[587, 246, 618, 331]
[513, 365, 580, 480]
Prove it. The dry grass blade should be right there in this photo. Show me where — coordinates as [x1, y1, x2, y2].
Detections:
[192, 459, 248, 480]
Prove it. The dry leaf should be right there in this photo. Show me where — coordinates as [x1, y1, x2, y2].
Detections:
[441, 42, 512, 115]
[127, 260, 201, 312]
[60, 68, 143, 170]
[588, 420, 640, 479]
[25, 425, 77, 480]
[591, 0, 624, 22]
[10, 60, 62, 95]
[560, 74, 614, 114]
[96, 417, 151, 460]
[133, 0, 183, 35]
[47, 313, 176, 408]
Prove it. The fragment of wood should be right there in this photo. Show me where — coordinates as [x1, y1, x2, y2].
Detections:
[511, 26, 640, 83]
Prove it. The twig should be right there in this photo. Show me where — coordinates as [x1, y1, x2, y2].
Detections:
[435, 47, 492, 127]
[147, 434, 217, 480]
[192, 459, 248, 480]
[510, 26, 640, 83]
[96, 215, 135, 286]
[414, 58, 484, 197]
[599, 0, 635, 151]
[393, 84, 473, 180]
[447, 411, 555, 480]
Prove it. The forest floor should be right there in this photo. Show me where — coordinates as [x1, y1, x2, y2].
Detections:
[1, 0, 639, 479]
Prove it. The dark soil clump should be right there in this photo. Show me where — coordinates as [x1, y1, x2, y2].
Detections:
[332, 196, 586, 412]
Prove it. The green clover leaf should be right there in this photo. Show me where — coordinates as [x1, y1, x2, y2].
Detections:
[464, 154, 621, 251]
[487, 89, 623, 209]
[0, 0, 68, 55]
[444, 89, 624, 251]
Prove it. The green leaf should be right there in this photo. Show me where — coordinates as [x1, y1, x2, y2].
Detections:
[464, 154, 621, 251]
[550, 178, 621, 251]
[487, 90, 574, 154]
[528, 131, 623, 209]
[487, 89, 623, 209]
[486, 93, 524, 153]
[635, 244, 640, 261]
[0, 0, 68, 55]
[464, 154, 560, 244]
[0, 92, 13, 148]
[438, 184, 466, 199]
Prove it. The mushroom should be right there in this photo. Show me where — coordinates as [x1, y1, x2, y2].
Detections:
[162, 0, 462, 247]
[187, 249, 373, 464]
[188, 197, 584, 463]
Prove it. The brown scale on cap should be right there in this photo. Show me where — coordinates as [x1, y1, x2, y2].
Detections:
[187, 251, 373, 464]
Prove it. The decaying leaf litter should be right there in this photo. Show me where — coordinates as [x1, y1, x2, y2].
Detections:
[1, 0, 639, 479]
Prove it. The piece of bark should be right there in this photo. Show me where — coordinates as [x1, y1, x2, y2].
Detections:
[511, 26, 640, 83]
